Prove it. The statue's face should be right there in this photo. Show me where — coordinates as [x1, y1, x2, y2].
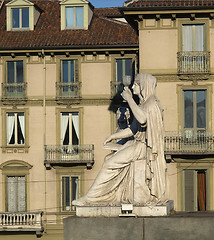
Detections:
[132, 82, 141, 95]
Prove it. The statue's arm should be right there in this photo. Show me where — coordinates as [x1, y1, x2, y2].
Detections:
[121, 87, 147, 125]
[104, 128, 133, 145]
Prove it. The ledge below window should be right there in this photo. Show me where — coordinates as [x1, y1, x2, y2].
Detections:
[1, 146, 30, 153]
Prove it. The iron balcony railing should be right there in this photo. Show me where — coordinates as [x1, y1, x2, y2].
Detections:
[45, 145, 94, 168]
[165, 131, 214, 154]
[2, 83, 27, 100]
[177, 51, 210, 74]
[0, 212, 43, 234]
[56, 82, 81, 99]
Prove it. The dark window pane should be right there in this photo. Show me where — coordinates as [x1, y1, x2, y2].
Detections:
[7, 62, 15, 83]
[125, 59, 132, 76]
[72, 122, 79, 145]
[12, 8, 19, 28]
[197, 90, 206, 128]
[16, 61, 23, 83]
[63, 121, 69, 145]
[71, 177, 78, 201]
[69, 60, 74, 83]
[184, 91, 193, 128]
[22, 8, 29, 28]
[116, 59, 123, 82]
[62, 177, 70, 211]
[62, 61, 68, 83]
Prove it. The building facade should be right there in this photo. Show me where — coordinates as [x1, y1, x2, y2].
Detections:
[122, 0, 214, 212]
[0, 0, 138, 239]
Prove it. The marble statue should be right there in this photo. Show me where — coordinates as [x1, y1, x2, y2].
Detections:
[73, 72, 168, 207]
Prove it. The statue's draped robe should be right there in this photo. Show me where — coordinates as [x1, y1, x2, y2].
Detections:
[74, 95, 168, 205]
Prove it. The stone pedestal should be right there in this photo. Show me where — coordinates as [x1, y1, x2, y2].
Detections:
[75, 200, 174, 217]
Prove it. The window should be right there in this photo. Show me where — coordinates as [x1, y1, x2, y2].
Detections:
[12, 8, 29, 29]
[4, 61, 25, 99]
[7, 112, 25, 145]
[62, 176, 79, 211]
[179, 24, 209, 74]
[6, 176, 26, 212]
[61, 112, 79, 145]
[7, 61, 23, 83]
[183, 169, 206, 211]
[115, 58, 134, 93]
[183, 90, 206, 137]
[182, 24, 205, 51]
[66, 6, 83, 28]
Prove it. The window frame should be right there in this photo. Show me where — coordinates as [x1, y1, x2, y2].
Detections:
[178, 20, 209, 52]
[177, 162, 212, 212]
[55, 167, 84, 214]
[0, 160, 32, 212]
[181, 88, 208, 137]
[65, 6, 84, 28]
[6, 112, 25, 146]
[60, 111, 80, 146]
[11, 7, 29, 30]
[1, 108, 29, 152]
[56, 108, 83, 146]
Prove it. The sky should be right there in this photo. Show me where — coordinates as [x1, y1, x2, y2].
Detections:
[89, 0, 126, 8]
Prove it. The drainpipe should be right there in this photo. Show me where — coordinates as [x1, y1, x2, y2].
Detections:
[42, 49, 47, 230]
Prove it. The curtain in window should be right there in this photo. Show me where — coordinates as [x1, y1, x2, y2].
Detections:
[18, 113, 25, 142]
[182, 25, 193, 51]
[17, 177, 26, 211]
[7, 114, 15, 144]
[195, 25, 204, 51]
[72, 113, 79, 142]
[61, 114, 69, 144]
[66, 7, 74, 27]
[7, 177, 16, 212]
[197, 171, 206, 211]
[76, 7, 83, 27]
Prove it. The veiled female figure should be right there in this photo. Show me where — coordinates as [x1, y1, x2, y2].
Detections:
[73, 72, 168, 206]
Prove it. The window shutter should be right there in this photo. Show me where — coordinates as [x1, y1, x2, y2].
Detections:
[184, 170, 195, 211]
[74, 60, 78, 82]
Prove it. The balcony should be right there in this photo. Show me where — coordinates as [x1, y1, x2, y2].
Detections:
[165, 132, 214, 160]
[44, 145, 94, 169]
[2, 83, 27, 100]
[177, 51, 210, 76]
[56, 82, 81, 100]
[0, 212, 43, 237]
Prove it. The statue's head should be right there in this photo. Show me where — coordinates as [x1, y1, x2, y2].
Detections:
[134, 72, 157, 100]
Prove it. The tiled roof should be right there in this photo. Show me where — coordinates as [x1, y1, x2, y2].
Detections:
[94, 7, 122, 17]
[124, 0, 214, 9]
[0, 1, 138, 50]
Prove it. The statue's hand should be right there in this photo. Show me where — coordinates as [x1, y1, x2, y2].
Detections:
[104, 136, 113, 145]
[121, 87, 132, 102]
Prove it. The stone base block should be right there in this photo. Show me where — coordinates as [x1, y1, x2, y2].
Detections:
[75, 200, 174, 217]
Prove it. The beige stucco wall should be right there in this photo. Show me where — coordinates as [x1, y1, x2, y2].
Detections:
[157, 82, 178, 132]
[139, 29, 178, 73]
[81, 62, 111, 97]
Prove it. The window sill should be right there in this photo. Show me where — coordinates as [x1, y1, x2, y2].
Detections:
[10, 28, 30, 31]
[2, 145, 30, 153]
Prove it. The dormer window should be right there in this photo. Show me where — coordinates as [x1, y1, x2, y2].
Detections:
[6, 0, 40, 31]
[12, 8, 29, 29]
[60, 0, 94, 30]
[66, 6, 83, 28]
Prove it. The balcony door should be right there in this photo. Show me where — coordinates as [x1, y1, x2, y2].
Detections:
[183, 90, 206, 137]
[182, 24, 205, 52]
[6, 61, 24, 98]
[7, 176, 26, 212]
[61, 112, 79, 146]
[183, 169, 206, 211]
